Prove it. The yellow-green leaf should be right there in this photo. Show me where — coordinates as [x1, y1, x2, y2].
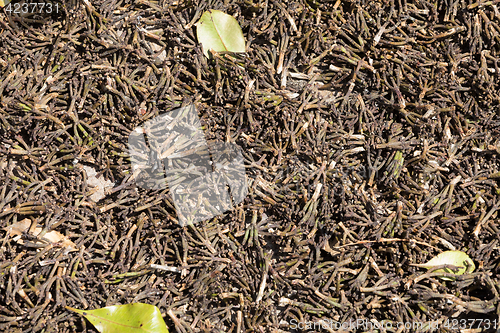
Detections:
[195, 10, 246, 58]
[418, 250, 475, 281]
[66, 303, 169, 333]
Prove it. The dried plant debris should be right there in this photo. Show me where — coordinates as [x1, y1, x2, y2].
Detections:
[0, 0, 500, 332]
[3, 218, 77, 253]
[82, 165, 115, 202]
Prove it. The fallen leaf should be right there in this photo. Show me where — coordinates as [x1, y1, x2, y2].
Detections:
[0, 0, 11, 8]
[3, 219, 77, 252]
[414, 250, 475, 281]
[148, 42, 167, 61]
[196, 10, 246, 58]
[66, 303, 169, 333]
[82, 165, 114, 202]
[322, 239, 340, 256]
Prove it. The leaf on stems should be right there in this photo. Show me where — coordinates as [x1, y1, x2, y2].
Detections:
[195, 10, 246, 58]
[414, 250, 475, 280]
[66, 303, 169, 333]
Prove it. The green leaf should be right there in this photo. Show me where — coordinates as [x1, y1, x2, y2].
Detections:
[66, 303, 169, 333]
[196, 10, 246, 58]
[417, 250, 475, 281]
[0, 0, 11, 8]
